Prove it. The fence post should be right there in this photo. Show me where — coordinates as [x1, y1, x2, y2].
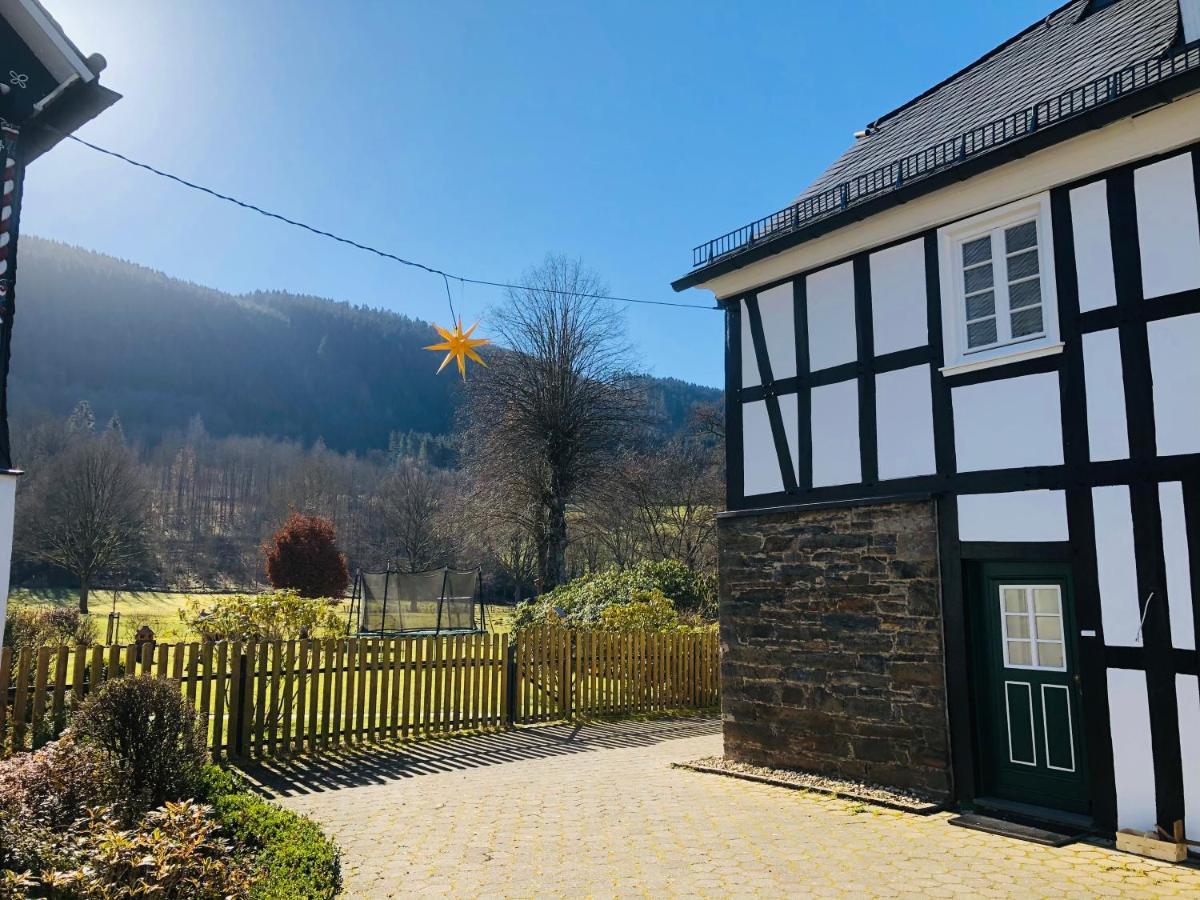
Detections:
[504, 637, 518, 728]
[232, 651, 249, 759]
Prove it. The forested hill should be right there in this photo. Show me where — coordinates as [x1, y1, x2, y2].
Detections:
[9, 238, 720, 453]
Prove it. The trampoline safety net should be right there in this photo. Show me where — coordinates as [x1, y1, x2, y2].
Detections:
[350, 567, 484, 635]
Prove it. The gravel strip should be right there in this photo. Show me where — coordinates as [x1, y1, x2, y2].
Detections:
[676, 756, 948, 815]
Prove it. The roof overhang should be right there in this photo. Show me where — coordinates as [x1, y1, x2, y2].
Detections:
[673, 48, 1200, 294]
[0, 0, 118, 161]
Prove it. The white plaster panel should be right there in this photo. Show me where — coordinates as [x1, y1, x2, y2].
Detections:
[1178, 675, 1200, 849]
[806, 262, 857, 372]
[1069, 180, 1117, 312]
[740, 300, 759, 388]
[810, 380, 860, 487]
[869, 239, 928, 356]
[1093, 485, 1141, 648]
[755, 282, 796, 380]
[741, 400, 782, 497]
[1134, 152, 1200, 299]
[1107, 668, 1158, 833]
[781, 392, 800, 486]
[1082, 329, 1128, 462]
[956, 490, 1069, 543]
[1148, 312, 1200, 456]
[875, 365, 935, 480]
[951, 372, 1064, 472]
[1160, 482, 1197, 652]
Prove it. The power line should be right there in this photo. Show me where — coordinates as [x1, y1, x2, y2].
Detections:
[60, 132, 716, 312]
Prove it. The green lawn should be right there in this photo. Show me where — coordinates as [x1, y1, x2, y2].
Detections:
[10, 588, 514, 644]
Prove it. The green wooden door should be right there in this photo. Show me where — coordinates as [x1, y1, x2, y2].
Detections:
[970, 562, 1090, 814]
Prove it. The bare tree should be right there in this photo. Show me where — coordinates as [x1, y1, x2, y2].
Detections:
[379, 462, 449, 572]
[461, 256, 642, 591]
[24, 433, 150, 612]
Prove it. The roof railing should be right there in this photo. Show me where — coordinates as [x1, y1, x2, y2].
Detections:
[690, 42, 1200, 270]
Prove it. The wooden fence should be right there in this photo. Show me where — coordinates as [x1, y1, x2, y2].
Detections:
[0, 627, 719, 759]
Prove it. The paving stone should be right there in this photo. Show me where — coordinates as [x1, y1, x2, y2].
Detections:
[254, 718, 1200, 898]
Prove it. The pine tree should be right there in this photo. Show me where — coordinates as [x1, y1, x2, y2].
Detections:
[66, 400, 96, 434]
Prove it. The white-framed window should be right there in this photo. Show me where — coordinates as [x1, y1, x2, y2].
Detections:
[938, 193, 1061, 375]
[999, 584, 1067, 671]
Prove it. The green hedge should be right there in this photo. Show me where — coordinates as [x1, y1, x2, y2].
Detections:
[201, 767, 342, 899]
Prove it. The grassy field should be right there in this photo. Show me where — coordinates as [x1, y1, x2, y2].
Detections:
[9, 588, 514, 644]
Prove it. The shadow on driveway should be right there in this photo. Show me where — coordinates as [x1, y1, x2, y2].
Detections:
[236, 716, 720, 798]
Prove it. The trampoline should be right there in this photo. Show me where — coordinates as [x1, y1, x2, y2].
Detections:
[347, 567, 486, 635]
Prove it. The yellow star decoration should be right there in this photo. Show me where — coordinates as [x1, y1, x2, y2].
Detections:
[424, 318, 490, 379]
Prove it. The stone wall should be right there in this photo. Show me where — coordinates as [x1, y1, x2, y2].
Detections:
[717, 499, 952, 797]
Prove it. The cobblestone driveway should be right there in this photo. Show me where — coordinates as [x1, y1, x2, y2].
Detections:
[246, 717, 1200, 898]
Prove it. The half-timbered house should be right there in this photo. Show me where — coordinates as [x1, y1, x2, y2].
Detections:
[674, 0, 1200, 841]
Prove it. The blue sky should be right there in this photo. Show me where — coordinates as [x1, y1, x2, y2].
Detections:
[23, 0, 1056, 388]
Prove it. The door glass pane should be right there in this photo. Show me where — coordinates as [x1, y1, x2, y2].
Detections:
[1034, 588, 1060, 615]
[1005, 615, 1031, 639]
[1037, 642, 1064, 669]
[1008, 641, 1033, 666]
[1035, 615, 1062, 640]
[1003, 588, 1028, 614]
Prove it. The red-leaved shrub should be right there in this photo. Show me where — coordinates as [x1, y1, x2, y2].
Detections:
[263, 512, 349, 599]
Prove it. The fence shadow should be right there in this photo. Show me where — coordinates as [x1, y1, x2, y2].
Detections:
[236, 715, 721, 798]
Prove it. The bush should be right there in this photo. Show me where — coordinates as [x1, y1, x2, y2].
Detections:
[71, 677, 208, 820]
[263, 512, 349, 599]
[182, 589, 343, 643]
[48, 801, 255, 899]
[3, 605, 97, 652]
[0, 739, 108, 831]
[513, 560, 717, 631]
[201, 767, 341, 900]
[597, 589, 683, 632]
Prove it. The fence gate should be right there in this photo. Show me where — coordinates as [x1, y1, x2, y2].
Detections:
[512, 627, 719, 725]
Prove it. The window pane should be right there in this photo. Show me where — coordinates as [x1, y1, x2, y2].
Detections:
[1037, 642, 1064, 668]
[1005, 221, 1038, 253]
[967, 319, 998, 348]
[963, 236, 992, 266]
[1008, 641, 1033, 666]
[1003, 588, 1027, 613]
[1009, 279, 1042, 309]
[1011, 306, 1044, 337]
[1034, 588, 1061, 614]
[966, 291, 995, 320]
[1005, 614, 1031, 639]
[1035, 615, 1063, 640]
[964, 264, 994, 294]
[1007, 249, 1040, 281]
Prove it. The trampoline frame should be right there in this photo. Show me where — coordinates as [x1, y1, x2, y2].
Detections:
[346, 566, 487, 636]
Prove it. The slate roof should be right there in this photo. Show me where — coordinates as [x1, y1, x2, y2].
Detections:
[799, 0, 1181, 202]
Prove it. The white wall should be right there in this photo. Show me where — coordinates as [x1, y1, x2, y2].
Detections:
[869, 238, 928, 356]
[1160, 482, 1197, 652]
[0, 476, 14, 649]
[806, 262, 857, 371]
[741, 400, 782, 497]
[957, 490, 1069, 543]
[810, 380, 860, 487]
[1134, 152, 1200, 300]
[1108, 668, 1159, 832]
[1082, 328, 1129, 462]
[875, 365, 936, 480]
[756, 282, 796, 380]
[1148, 312, 1200, 456]
[1093, 485, 1142, 648]
[1178, 675, 1200, 846]
[952, 372, 1064, 472]
[1069, 180, 1118, 312]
